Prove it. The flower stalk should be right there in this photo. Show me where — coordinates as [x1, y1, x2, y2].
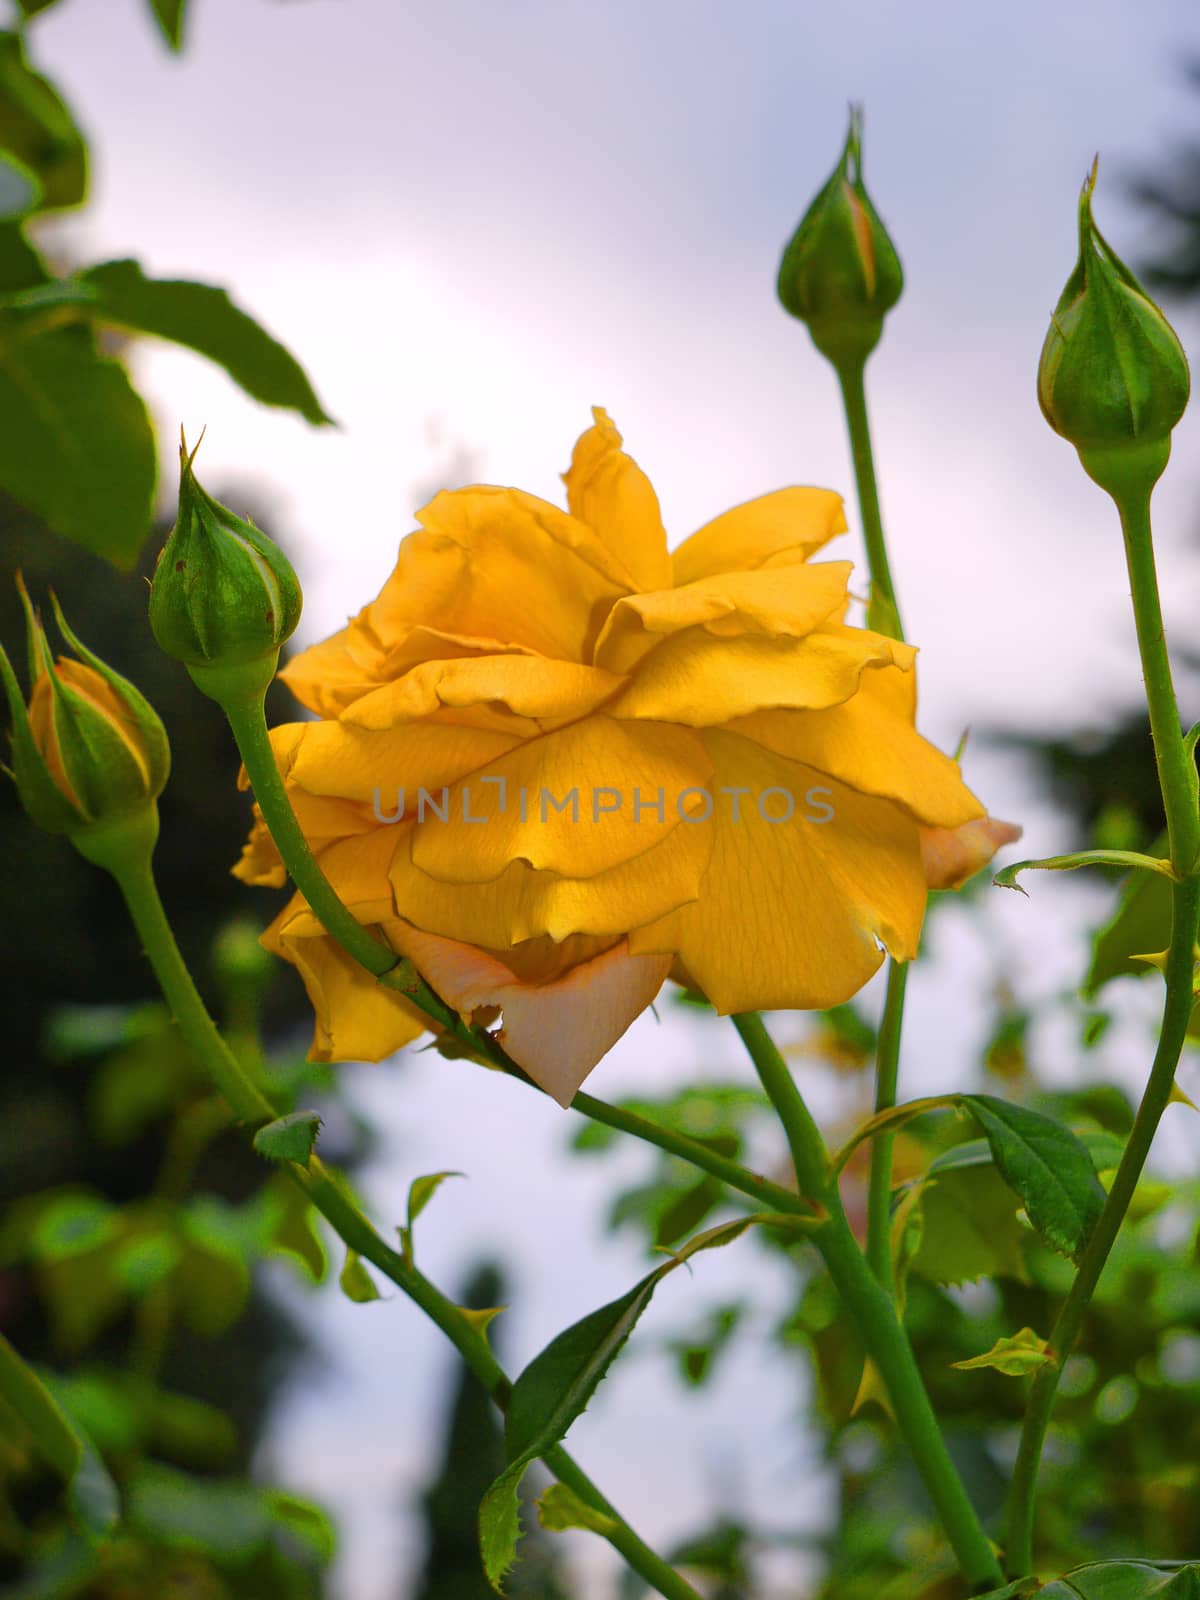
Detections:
[93, 815, 705, 1600]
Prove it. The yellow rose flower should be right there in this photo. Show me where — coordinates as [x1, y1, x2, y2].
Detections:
[236, 409, 1002, 1105]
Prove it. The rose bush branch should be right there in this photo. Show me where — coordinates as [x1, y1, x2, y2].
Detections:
[777, 106, 916, 1295]
[1004, 164, 1200, 1577]
[731, 1010, 1004, 1592]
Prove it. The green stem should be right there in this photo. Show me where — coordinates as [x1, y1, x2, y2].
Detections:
[733, 1009, 1002, 1591]
[866, 960, 908, 1291]
[1006, 872, 1200, 1574]
[1006, 478, 1200, 1575]
[107, 837, 703, 1600]
[834, 353, 911, 1297]
[835, 355, 904, 643]
[1116, 488, 1200, 874]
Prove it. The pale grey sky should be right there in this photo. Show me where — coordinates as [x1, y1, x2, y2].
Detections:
[13, 2, 1200, 1595]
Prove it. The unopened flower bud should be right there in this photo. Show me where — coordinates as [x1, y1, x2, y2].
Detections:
[150, 433, 302, 701]
[1038, 161, 1190, 499]
[0, 580, 169, 841]
[777, 106, 904, 367]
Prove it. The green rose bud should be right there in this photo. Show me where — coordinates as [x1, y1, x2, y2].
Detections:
[0, 579, 169, 849]
[150, 433, 303, 702]
[1038, 160, 1190, 500]
[777, 105, 904, 367]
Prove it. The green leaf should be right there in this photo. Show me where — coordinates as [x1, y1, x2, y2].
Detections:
[264, 1489, 337, 1564]
[14, 0, 65, 17]
[479, 1216, 767, 1589]
[0, 32, 87, 209]
[128, 1463, 270, 1561]
[147, 0, 188, 50]
[909, 1164, 1029, 1287]
[535, 1482, 618, 1537]
[79, 258, 335, 423]
[253, 1109, 322, 1166]
[963, 1095, 1106, 1263]
[0, 148, 40, 219]
[262, 1174, 327, 1283]
[1038, 1561, 1200, 1598]
[0, 219, 49, 290]
[29, 1193, 119, 1260]
[407, 1169, 463, 1228]
[0, 330, 156, 565]
[975, 1583, 1040, 1600]
[339, 1249, 380, 1304]
[951, 1327, 1052, 1377]
[0, 1336, 119, 1541]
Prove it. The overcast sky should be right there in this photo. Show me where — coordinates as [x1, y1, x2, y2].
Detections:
[13, 2, 1200, 1595]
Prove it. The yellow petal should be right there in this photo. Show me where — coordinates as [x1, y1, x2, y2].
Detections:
[341, 655, 624, 737]
[562, 408, 673, 593]
[671, 487, 848, 587]
[609, 626, 905, 727]
[593, 561, 852, 676]
[729, 657, 983, 829]
[409, 715, 711, 883]
[279, 622, 382, 718]
[390, 808, 713, 945]
[263, 897, 427, 1063]
[365, 487, 632, 662]
[289, 719, 523, 806]
[920, 816, 1023, 890]
[384, 924, 671, 1105]
[628, 730, 926, 1012]
[233, 807, 287, 887]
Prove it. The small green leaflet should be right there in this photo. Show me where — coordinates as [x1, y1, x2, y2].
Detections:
[253, 1110, 322, 1167]
[535, 1483, 617, 1537]
[478, 1215, 799, 1590]
[952, 1327, 1052, 1378]
[338, 1250, 380, 1304]
[147, 0, 187, 49]
[399, 1170, 463, 1267]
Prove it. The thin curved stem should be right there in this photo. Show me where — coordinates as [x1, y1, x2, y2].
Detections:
[835, 355, 903, 643]
[1006, 479, 1200, 1575]
[731, 1010, 1003, 1591]
[866, 960, 908, 1291]
[109, 843, 705, 1600]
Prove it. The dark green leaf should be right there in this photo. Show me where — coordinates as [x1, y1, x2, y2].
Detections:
[253, 1109, 322, 1166]
[963, 1094, 1106, 1262]
[0, 219, 49, 290]
[0, 31, 86, 208]
[480, 1217, 759, 1589]
[1039, 1561, 1200, 1598]
[0, 329, 155, 565]
[80, 258, 335, 423]
[147, 0, 188, 49]
[14, 0, 65, 17]
[0, 1338, 119, 1541]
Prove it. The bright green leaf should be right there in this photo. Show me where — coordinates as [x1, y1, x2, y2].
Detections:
[264, 1490, 337, 1564]
[80, 258, 335, 424]
[0, 330, 155, 565]
[0, 32, 86, 209]
[963, 1095, 1106, 1262]
[29, 1193, 119, 1261]
[339, 1249, 380, 1304]
[536, 1482, 618, 1537]
[909, 1164, 1029, 1287]
[253, 1109, 322, 1166]
[407, 1170, 463, 1229]
[952, 1326, 1052, 1378]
